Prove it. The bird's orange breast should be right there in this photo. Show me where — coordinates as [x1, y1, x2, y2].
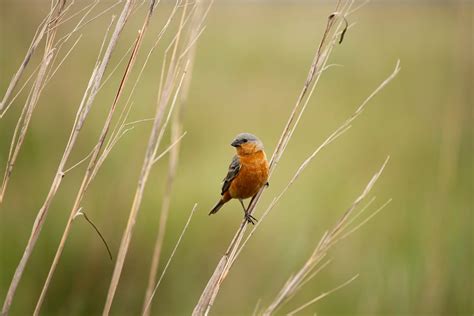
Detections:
[229, 150, 269, 199]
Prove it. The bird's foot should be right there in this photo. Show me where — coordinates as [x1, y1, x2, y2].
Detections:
[265, 182, 269, 187]
[244, 212, 258, 225]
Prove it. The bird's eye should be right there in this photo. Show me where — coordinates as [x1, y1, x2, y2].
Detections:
[242, 139, 248, 143]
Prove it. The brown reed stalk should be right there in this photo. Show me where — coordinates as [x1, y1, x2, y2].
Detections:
[102, 2, 211, 312]
[142, 203, 198, 315]
[0, 0, 123, 204]
[192, 2, 351, 314]
[98, 0, 185, 169]
[141, 2, 210, 315]
[1, 0, 148, 129]
[285, 274, 360, 315]
[32, 2, 158, 314]
[102, 52, 185, 314]
[142, 83, 185, 316]
[0, 0, 67, 204]
[1, 1, 135, 314]
[232, 60, 401, 270]
[262, 158, 392, 315]
[0, 0, 66, 117]
[0, 1, 125, 116]
[192, 2, 400, 312]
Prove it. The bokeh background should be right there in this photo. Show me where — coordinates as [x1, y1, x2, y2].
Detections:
[1, 1, 472, 315]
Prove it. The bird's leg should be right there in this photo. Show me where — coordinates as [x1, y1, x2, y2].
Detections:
[246, 195, 259, 222]
[238, 199, 246, 212]
[265, 181, 269, 187]
[239, 199, 257, 225]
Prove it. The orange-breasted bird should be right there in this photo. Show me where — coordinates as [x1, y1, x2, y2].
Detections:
[209, 133, 269, 224]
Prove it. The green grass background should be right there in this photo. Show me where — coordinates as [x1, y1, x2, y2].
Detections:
[0, 1, 472, 315]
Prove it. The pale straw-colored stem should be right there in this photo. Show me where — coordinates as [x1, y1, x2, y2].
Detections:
[142, 2, 207, 314]
[102, 12, 193, 308]
[0, 0, 65, 117]
[0, 0, 66, 204]
[142, 204, 198, 315]
[263, 158, 392, 315]
[192, 3, 350, 315]
[33, 2, 155, 314]
[1, 1, 134, 314]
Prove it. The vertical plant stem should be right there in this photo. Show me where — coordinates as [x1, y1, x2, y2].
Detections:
[192, 3, 350, 315]
[0, 52, 53, 204]
[0, 0, 65, 117]
[141, 1, 206, 314]
[102, 4, 193, 307]
[102, 67, 187, 315]
[263, 158, 392, 315]
[0, 0, 66, 204]
[33, 2, 155, 314]
[142, 204, 198, 315]
[142, 112, 182, 316]
[1, 1, 134, 314]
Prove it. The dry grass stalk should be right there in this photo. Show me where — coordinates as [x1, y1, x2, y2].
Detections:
[101, 0, 193, 166]
[32, 2, 158, 314]
[0, 0, 126, 203]
[141, 2, 210, 314]
[262, 158, 391, 315]
[142, 85, 184, 316]
[102, 52, 184, 315]
[0, 0, 141, 203]
[192, 2, 350, 315]
[142, 203, 198, 315]
[102, 2, 210, 312]
[192, 1, 402, 314]
[0, 0, 67, 204]
[0, 0, 66, 117]
[1, 1, 135, 314]
[232, 60, 401, 268]
[285, 274, 360, 315]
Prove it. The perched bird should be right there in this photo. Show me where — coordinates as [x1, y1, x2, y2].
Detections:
[209, 133, 269, 224]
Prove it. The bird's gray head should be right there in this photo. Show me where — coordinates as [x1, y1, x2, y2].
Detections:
[230, 133, 264, 151]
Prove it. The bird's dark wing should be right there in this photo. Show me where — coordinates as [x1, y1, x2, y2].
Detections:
[221, 155, 240, 195]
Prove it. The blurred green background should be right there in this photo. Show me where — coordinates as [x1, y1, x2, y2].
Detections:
[0, 1, 472, 315]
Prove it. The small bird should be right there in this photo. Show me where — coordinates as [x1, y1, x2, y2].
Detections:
[209, 133, 269, 224]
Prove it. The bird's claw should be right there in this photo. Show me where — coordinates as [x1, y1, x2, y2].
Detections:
[244, 212, 258, 225]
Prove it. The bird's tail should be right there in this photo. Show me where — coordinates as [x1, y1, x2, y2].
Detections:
[209, 199, 225, 215]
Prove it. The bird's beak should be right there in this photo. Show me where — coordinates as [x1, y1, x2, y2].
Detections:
[231, 140, 240, 147]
